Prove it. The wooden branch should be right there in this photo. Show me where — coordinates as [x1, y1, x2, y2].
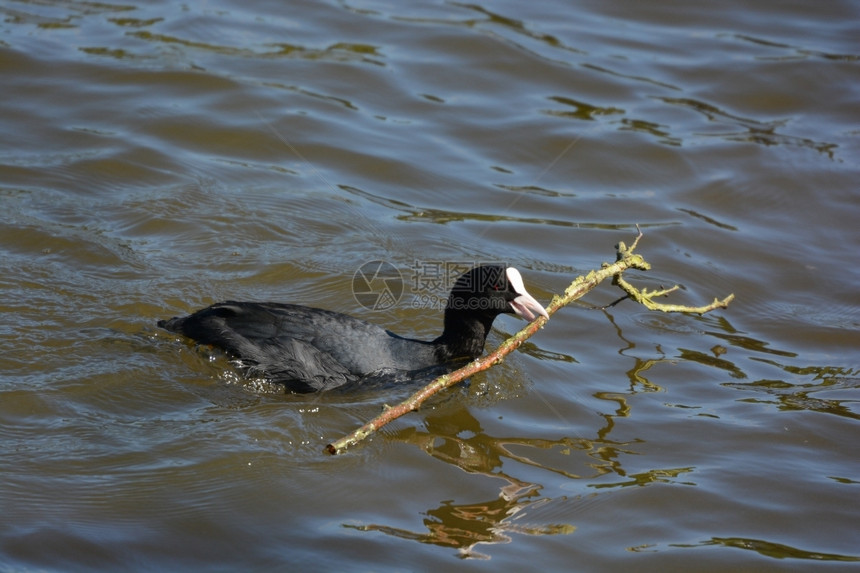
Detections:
[613, 275, 735, 313]
[326, 229, 733, 455]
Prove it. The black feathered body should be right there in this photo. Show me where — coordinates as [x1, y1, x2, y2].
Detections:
[159, 301, 445, 392]
[158, 265, 548, 393]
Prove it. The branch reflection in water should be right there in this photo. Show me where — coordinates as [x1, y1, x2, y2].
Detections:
[345, 408, 582, 559]
[343, 354, 685, 561]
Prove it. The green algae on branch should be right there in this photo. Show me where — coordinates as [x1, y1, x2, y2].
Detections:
[326, 229, 734, 455]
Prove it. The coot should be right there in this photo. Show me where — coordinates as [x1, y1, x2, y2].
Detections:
[158, 265, 548, 392]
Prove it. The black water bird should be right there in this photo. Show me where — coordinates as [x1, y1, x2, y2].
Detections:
[158, 265, 548, 392]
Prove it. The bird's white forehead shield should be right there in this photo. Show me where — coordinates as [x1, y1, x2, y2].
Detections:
[505, 267, 527, 295]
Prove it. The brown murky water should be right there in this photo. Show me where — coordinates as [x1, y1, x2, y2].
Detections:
[2, 0, 859, 570]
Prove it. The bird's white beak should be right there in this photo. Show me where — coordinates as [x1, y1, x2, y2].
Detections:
[511, 292, 549, 321]
[506, 268, 549, 321]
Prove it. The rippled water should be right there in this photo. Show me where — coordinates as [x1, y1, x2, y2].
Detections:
[2, 0, 859, 571]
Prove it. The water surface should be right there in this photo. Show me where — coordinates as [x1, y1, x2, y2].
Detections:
[1, 0, 859, 570]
